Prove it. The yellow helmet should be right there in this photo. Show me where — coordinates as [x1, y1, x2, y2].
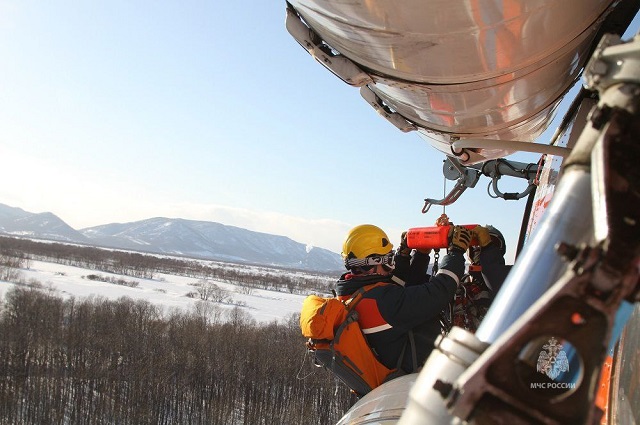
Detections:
[341, 224, 393, 263]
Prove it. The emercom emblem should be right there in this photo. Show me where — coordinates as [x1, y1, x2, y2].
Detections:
[536, 337, 570, 380]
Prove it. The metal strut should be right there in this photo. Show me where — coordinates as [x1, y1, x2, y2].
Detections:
[400, 30, 640, 425]
[422, 157, 540, 212]
[445, 32, 640, 424]
[448, 242, 638, 424]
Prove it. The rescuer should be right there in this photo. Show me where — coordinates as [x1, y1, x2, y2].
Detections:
[335, 224, 472, 373]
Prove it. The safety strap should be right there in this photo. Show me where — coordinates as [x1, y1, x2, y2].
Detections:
[409, 331, 418, 371]
[401, 331, 418, 372]
[343, 282, 387, 311]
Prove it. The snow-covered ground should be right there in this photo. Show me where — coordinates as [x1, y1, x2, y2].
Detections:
[0, 260, 315, 324]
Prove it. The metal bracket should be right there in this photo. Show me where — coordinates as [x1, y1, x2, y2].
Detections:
[584, 32, 640, 91]
[422, 157, 480, 212]
[360, 86, 417, 133]
[422, 157, 540, 211]
[285, 5, 373, 87]
[483, 159, 539, 201]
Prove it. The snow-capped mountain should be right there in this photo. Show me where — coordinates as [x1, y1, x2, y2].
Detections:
[0, 204, 90, 243]
[0, 203, 343, 272]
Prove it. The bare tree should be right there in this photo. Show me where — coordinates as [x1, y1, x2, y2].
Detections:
[0, 254, 24, 282]
[192, 300, 223, 324]
[0, 287, 355, 425]
[235, 285, 255, 295]
[196, 279, 231, 303]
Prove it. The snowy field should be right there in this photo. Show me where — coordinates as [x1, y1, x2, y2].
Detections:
[0, 259, 315, 324]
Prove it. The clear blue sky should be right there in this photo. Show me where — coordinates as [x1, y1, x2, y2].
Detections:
[1, 2, 637, 263]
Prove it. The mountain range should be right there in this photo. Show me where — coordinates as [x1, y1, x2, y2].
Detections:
[0, 203, 343, 272]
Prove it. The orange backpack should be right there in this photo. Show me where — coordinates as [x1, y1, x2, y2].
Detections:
[300, 283, 406, 397]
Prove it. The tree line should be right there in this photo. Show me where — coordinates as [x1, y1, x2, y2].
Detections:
[0, 287, 356, 424]
[0, 235, 335, 294]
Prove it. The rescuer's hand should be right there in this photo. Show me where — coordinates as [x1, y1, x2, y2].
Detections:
[398, 231, 412, 256]
[399, 231, 430, 256]
[473, 225, 492, 248]
[449, 225, 473, 253]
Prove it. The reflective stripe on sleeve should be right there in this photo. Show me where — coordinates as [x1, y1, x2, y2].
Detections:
[436, 268, 460, 286]
[362, 323, 393, 334]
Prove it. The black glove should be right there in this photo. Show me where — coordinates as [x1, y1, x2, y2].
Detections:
[398, 231, 412, 256]
[449, 225, 473, 253]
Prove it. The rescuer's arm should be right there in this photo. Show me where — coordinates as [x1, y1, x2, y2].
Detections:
[479, 245, 510, 294]
[394, 231, 431, 286]
[392, 231, 412, 285]
[473, 225, 510, 294]
[381, 226, 472, 326]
